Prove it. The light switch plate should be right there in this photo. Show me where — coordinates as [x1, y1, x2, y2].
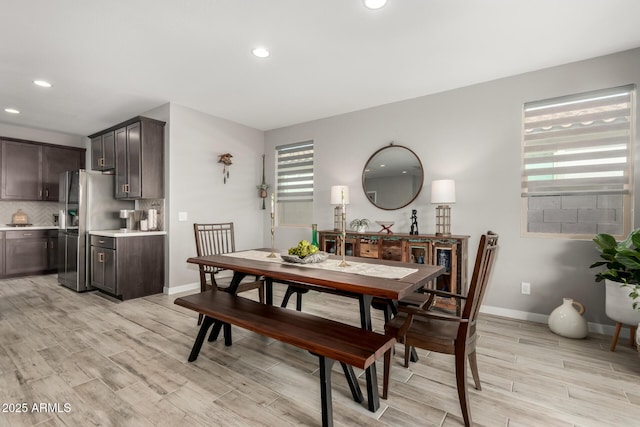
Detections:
[178, 212, 188, 222]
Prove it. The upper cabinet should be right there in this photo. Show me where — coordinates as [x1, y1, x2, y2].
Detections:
[42, 145, 85, 201]
[1, 141, 42, 200]
[0, 138, 85, 201]
[90, 116, 164, 200]
[90, 131, 115, 171]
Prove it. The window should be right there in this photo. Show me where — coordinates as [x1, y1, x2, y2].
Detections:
[276, 140, 314, 226]
[521, 85, 635, 238]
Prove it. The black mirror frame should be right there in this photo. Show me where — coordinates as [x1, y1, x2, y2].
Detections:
[361, 144, 424, 211]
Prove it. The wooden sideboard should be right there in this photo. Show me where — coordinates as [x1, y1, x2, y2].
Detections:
[319, 230, 469, 296]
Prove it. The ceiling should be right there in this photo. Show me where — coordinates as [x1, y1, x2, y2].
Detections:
[2, 0, 640, 137]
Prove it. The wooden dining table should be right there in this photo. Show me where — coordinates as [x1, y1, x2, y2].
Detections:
[186, 248, 445, 412]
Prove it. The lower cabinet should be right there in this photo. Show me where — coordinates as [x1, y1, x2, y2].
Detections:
[90, 234, 164, 300]
[5, 230, 52, 276]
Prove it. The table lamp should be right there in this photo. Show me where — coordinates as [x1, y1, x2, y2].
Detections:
[431, 180, 455, 237]
[330, 185, 350, 266]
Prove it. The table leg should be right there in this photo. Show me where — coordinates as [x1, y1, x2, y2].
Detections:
[265, 277, 274, 305]
[358, 295, 373, 330]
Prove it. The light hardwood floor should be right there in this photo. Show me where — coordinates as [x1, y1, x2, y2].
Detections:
[1, 275, 640, 426]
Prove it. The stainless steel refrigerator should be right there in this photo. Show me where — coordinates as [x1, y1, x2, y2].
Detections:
[58, 170, 133, 292]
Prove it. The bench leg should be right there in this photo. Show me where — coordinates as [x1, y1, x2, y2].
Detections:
[223, 323, 232, 346]
[365, 363, 380, 412]
[340, 362, 364, 403]
[208, 321, 223, 342]
[188, 316, 215, 362]
[318, 356, 335, 427]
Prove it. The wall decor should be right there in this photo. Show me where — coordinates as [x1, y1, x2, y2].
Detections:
[218, 153, 233, 183]
[362, 143, 423, 210]
[256, 154, 270, 209]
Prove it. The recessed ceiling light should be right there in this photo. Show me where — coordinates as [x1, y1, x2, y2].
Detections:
[5, 108, 20, 114]
[252, 47, 270, 58]
[33, 80, 52, 88]
[364, 0, 387, 9]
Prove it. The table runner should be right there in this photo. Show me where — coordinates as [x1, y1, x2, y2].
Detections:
[222, 250, 418, 280]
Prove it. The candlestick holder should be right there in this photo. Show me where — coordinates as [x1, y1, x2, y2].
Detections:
[267, 212, 277, 258]
[339, 210, 349, 267]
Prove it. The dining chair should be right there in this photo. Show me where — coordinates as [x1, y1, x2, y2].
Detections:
[193, 223, 265, 325]
[383, 231, 499, 427]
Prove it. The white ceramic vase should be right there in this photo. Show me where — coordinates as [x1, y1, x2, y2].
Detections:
[548, 298, 588, 339]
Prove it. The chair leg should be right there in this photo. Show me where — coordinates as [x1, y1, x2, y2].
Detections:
[610, 322, 622, 352]
[631, 325, 637, 347]
[258, 284, 265, 304]
[404, 343, 411, 368]
[383, 349, 391, 399]
[468, 350, 481, 390]
[455, 345, 472, 427]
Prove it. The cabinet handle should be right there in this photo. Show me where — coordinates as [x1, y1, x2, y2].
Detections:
[23, 233, 32, 236]
[45, 189, 49, 198]
[122, 184, 129, 193]
[98, 158, 104, 167]
[98, 240, 105, 244]
[44, 241, 48, 249]
[98, 253, 104, 263]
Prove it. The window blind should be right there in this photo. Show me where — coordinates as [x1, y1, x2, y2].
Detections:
[522, 84, 635, 197]
[276, 141, 314, 203]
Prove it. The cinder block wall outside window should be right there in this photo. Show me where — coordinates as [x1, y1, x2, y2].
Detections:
[527, 195, 623, 235]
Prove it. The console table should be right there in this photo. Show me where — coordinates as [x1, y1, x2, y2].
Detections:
[318, 230, 469, 296]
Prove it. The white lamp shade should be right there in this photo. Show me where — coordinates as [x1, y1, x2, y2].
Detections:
[330, 185, 350, 205]
[431, 180, 456, 204]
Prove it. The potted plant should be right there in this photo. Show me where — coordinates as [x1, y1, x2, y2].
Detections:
[591, 228, 640, 350]
[349, 218, 370, 233]
[591, 228, 640, 308]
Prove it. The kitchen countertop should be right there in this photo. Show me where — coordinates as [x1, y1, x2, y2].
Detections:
[0, 225, 58, 231]
[90, 230, 167, 238]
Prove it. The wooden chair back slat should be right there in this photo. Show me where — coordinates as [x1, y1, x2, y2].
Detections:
[194, 223, 237, 274]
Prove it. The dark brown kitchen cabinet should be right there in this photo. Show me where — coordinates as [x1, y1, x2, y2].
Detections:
[47, 229, 58, 270]
[91, 236, 116, 294]
[90, 116, 164, 200]
[90, 234, 164, 300]
[1, 140, 42, 200]
[0, 138, 85, 201]
[91, 131, 115, 171]
[5, 230, 51, 276]
[42, 145, 85, 201]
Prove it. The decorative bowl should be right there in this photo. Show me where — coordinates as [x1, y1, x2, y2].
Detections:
[281, 251, 329, 264]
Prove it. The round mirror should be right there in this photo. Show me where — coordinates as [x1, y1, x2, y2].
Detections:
[362, 144, 423, 210]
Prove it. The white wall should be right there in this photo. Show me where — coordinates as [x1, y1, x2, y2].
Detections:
[165, 104, 265, 290]
[265, 48, 640, 325]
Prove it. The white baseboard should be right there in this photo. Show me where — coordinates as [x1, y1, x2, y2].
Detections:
[164, 282, 200, 295]
[480, 305, 617, 337]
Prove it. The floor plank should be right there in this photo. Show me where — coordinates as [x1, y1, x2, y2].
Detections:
[1, 274, 640, 426]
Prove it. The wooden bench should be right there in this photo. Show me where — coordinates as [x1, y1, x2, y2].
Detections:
[174, 290, 395, 427]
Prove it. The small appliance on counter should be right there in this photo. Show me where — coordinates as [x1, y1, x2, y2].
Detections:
[7, 209, 32, 227]
[119, 209, 136, 232]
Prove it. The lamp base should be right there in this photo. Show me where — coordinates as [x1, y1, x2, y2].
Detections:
[435, 204, 452, 237]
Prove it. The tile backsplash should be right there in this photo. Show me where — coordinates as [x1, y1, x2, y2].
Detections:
[0, 199, 166, 230]
[0, 201, 59, 226]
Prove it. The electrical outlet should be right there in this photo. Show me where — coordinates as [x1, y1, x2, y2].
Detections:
[178, 212, 188, 222]
[521, 282, 531, 295]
